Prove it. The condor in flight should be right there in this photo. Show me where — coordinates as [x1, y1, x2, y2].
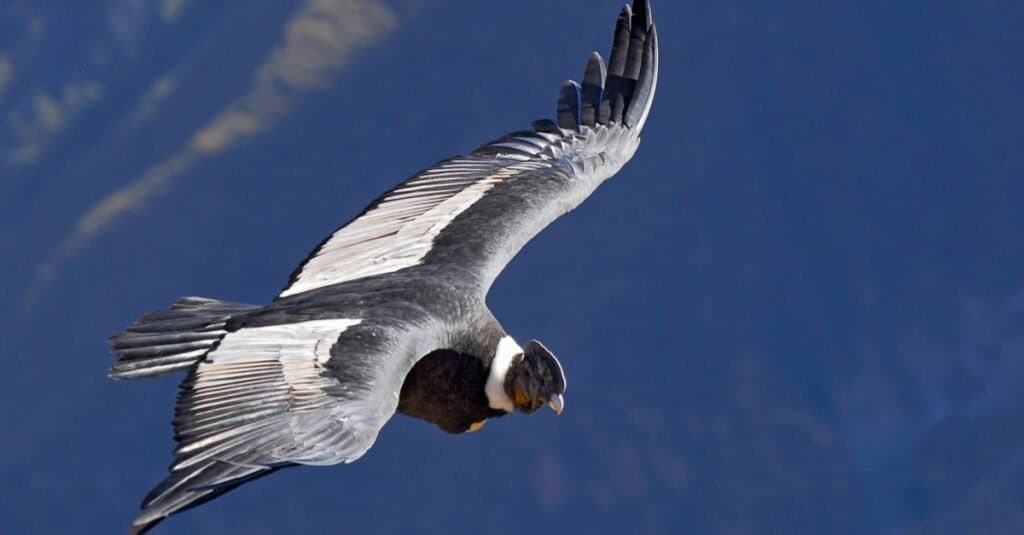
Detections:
[109, 1, 658, 532]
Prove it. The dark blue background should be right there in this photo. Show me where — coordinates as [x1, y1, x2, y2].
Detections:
[2, 1, 1022, 533]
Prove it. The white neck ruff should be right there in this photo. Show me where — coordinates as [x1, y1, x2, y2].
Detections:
[485, 336, 521, 411]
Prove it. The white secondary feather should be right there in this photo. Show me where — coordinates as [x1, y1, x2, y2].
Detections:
[280, 159, 552, 297]
[174, 318, 370, 470]
[205, 318, 362, 366]
[485, 335, 523, 412]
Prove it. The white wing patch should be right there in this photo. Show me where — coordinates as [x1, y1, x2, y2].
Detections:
[174, 318, 366, 470]
[205, 318, 362, 366]
[280, 159, 552, 297]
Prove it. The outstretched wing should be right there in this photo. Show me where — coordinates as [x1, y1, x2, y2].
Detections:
[279, 0, 658, 298]
[130, 316, 426, 534]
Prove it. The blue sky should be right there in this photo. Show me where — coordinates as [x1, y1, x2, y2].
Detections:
[2, 1, 1023, 533]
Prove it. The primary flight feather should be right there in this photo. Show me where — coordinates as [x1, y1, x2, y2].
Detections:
[108, 1, 658, 532]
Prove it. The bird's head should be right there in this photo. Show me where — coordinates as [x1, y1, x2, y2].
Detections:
[503, 340, 567, 415]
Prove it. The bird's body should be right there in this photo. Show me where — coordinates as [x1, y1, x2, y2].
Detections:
[108, 2, 658, 532]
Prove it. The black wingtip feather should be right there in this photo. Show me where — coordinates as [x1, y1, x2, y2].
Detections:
[558, 2, 656, 130]
[619, 1, 652, 115]
[633, 0, 653, 29]
[565, 0, 656, 129]
[557, 80, 581, 130]
[580, 52, 606, 127]
[624, 23, 657, 128]
[609, 4, 633, 77]
[600, 4, 632, 123]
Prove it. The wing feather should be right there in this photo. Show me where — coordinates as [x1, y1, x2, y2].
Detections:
[277, 0, 658, 299]
[130, 318, 387, 532]
[279, 155, 556, 298]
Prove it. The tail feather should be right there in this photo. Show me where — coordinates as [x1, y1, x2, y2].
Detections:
[108, 297, 258, 379]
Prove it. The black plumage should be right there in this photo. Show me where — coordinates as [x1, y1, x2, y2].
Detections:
[398, 349, 506, 433]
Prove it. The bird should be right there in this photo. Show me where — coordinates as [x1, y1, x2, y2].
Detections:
[108, 1, 658, 532]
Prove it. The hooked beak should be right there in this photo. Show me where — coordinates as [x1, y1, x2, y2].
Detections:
[547, 393, 565, 415]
